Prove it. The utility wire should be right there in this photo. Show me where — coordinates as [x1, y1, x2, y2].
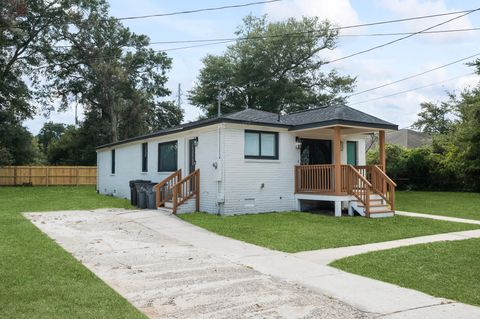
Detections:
[349, 52, 480, 97]
[340, 27, 480, 37]
[349, 72, 476, 106]
[115, 0, 281, 21]
[48, 26, 480, 49]
[326, 8, 480, 64]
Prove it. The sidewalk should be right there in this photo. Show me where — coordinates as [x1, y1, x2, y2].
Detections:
[396, 210, 480, 225]
[294, 228, 480, 265]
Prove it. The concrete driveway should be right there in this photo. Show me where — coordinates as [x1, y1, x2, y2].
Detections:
[26, 209, 367, 319]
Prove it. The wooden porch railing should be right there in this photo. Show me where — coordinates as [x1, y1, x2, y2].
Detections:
[294, 164, 335, 193]
[171, 169, 200, 214]
[153, 169, 182, 208]
[294, 164, 396, 215]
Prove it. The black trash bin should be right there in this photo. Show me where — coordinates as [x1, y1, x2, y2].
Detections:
[146, 182, 158, 209]
[137, 185, 147, 209]
[129, 180, 143, 206]
[134, 180, 151, 208]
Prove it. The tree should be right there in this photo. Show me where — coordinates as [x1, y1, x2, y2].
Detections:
[412, 101, 453, 135]
[189, 15, 355, 117]
[37, 121, 68, 152]
[451, 85, 480, 191]
[38, 1, 182, 143]
[0, 110, 37, 165]
[1, 0, 94, 120]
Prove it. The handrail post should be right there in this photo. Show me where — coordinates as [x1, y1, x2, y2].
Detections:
[172, 184, 178, 214]
[294, 166, 298, 193]
[195, 170, 200, 212]
[365, 185, 370, 218]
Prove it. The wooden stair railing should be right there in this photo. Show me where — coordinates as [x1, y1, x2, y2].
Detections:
[171, 169, 200, 214]
[346, 165, 373, 217]
[370, 165, 397, 211]
[153, 169, 182, 208]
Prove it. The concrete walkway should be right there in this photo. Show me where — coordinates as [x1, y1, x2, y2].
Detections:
[26, 209, 480, 319]
[294, 228, 480, 265]
[396, 210, 480, 225]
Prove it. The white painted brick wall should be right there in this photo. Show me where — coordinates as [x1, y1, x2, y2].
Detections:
[97, 123, 368, 215]
[222, 124, 299, 215]
[97, 126, 222, 214]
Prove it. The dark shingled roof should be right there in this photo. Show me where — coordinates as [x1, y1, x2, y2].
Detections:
[97, 105, 397, 149]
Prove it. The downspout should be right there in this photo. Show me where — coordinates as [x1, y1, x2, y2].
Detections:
[216, 124, 225, 214]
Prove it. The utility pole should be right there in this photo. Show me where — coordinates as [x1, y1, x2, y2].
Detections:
[176, 83, 182, 108]
[217, 88, 223, 117]
[74, 95, 78, 127]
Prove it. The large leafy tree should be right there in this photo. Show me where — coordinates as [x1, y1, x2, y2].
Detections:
[412, 101, 453, 135]
[37, 121, 68, 152]
[189, 15, 355, 117]
[38, 1, 182, 143]
[0, 0, 95, 120]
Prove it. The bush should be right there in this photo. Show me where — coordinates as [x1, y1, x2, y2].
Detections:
[367, 144, 460, 191]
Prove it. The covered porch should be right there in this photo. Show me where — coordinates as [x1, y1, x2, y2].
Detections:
[293, 125, 396, 218]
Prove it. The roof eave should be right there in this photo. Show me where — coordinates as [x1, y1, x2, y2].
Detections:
[288, 119, 398, 131]
[95, 118, 291, 150]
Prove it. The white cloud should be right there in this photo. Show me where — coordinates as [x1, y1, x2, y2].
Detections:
[379, 0, 475, 43]
[264, 0, 361, 26]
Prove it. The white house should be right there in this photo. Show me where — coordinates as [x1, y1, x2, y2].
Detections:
[96, 105, 398, 217]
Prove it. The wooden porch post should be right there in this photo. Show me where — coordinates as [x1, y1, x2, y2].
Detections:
[379, 130, 386, 171]
[333, 126, 342, 194]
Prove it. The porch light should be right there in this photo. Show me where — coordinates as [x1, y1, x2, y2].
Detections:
[295, 137, 302, 149]
[193, 137, 199, 147]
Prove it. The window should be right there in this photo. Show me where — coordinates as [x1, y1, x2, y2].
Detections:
[244, 130, 279, 159]
[158, 141, 178, 172]
[111, 149, 115, 174]
[141, 143, 148, 172]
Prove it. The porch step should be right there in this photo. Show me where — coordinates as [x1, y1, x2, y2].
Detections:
[157, 207, 173, 214]
[369, 211, 395, 218]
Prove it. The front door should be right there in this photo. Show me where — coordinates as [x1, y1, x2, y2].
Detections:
[300, 139, 332, 165]
[347, 141, 357, 165]
[188, 138, 196, 174]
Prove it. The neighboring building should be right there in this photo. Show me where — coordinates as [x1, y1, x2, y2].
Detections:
[96, 105, 398, 218]
[386, 129, 432, 149]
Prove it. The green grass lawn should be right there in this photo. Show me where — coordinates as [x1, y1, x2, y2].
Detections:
[397, 191, 480, 220]
[0, 186, 146, 319]
[179, 211, 479, 253]
[331, 238, 480, 306]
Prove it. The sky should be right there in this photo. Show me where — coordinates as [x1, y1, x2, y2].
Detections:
[24, 0, 480, 134]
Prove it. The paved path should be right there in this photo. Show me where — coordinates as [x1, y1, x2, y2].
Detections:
[294, 228, 480, 265]
[396, 211, 480, 225]
[25, 209, 480, 319]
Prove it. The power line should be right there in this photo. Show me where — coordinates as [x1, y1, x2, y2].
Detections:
[349, 72, 476, 106]
[349, 52, 480, 97]
[0, 0, 282, 30]
[340, 27, 480, 37]
[115, 0, 281, 21]
[326, 8, 480, 64]
[48, 10, 480, 49]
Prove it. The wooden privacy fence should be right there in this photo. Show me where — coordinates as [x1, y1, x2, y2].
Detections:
[0, 166, 97, 186]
